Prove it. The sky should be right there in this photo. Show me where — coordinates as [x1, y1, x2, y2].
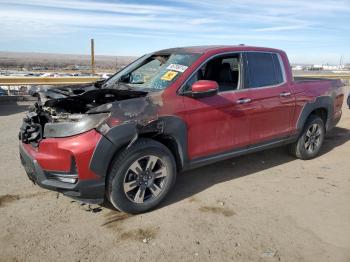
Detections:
[0, 0, 349, 64]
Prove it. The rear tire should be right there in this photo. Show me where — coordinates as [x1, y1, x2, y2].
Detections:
[107, 138, 176, 214]
[289, 115, 325, 160]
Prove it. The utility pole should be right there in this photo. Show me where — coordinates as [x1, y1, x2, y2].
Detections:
[116, 56, 118, 71]
[91, 39, 95, 74]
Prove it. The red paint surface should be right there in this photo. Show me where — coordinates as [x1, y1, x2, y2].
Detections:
[23, 130, 101, 180]
[191, 80, 218, 93]
[163, 46, 343, 159]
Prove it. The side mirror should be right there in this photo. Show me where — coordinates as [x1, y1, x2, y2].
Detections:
[119, 74, 130, 83]
[187, 80, 218, 98]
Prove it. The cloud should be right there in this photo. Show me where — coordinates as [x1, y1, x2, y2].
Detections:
[1, 0, 347, 36]
[0, 0, 349, 63]
[0, 1, 224, 35]
[1, 0, 184, 15]
[188, 18, 217, 25]
[254, 25, 309, 32]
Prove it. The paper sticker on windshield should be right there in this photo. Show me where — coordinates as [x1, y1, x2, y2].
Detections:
[166, 64, 188, 73]
[161, 71, 178, 81]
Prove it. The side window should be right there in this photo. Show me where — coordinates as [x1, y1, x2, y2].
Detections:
[271, 54, 284, 84]
[185, 54, 241, 92]
[245, 52, 284, 88]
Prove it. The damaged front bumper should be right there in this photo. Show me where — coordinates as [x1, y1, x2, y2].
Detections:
[19, 131, 105, 204]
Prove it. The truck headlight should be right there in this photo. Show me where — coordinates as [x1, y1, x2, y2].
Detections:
[44, 113, 110, 138]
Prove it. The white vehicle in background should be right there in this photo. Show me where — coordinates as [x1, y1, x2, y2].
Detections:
[40, 73, 59, 77]
[28, 85, 50, 97]
[100, 73, 113, 79]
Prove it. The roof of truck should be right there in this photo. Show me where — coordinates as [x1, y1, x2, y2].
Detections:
[155, 45, 284, 54]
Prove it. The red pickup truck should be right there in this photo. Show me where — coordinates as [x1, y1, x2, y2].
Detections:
[19, 46, 344, 213]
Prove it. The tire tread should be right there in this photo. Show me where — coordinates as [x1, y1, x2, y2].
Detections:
[107, 138, 176, 213]
[288, 114, 325, 160]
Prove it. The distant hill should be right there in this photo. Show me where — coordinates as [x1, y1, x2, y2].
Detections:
[0, 51, 137, 72]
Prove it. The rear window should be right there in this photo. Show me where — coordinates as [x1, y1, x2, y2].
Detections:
[245, 52, 284, 88]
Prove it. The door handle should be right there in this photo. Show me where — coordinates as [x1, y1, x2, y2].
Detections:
[280, 92, 291, 97]
[236, 98, 252, 104]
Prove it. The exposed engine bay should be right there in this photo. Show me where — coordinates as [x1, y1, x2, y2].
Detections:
[19, 84, 150, 145]
[40, 84, 147, 114]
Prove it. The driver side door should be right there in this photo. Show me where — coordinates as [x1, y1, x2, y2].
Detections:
[182, 53, 253, 159]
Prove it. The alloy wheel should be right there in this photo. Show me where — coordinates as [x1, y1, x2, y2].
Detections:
[304, 123, 322, 153]
[123, 155, 168, 204]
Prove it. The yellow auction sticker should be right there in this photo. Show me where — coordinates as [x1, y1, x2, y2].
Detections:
[161, 70, 178, 81]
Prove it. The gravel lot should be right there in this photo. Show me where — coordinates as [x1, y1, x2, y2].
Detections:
[1, 89, 350, 262]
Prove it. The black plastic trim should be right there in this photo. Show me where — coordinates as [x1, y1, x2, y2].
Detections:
[184, 135, 298, 171]
[159, 116, 189, 169]
[89, 123, 137, 177]
[296, 96, 334, 132]
[89, 116, 189, 177]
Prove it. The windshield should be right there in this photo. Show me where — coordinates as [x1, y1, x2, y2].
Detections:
[102, 53, 200, 91]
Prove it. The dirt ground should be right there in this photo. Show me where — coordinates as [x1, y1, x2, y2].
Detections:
[1, 88, 349, 262]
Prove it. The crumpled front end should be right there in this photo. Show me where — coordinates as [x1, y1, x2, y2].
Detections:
[19, 85, 163, 203]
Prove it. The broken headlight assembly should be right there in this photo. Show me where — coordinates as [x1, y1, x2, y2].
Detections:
[43, 113, 110, 138]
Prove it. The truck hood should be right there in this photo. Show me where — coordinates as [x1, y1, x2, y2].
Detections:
[38, 83, 150, 114]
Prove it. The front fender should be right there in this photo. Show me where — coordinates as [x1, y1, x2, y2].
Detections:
[89, 123, 137, 177]
[89, 116, 189, 177]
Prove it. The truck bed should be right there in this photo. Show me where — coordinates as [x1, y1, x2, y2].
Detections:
[293, 76, 341, 83]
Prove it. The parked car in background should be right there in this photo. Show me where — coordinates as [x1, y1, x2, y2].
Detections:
[28, 85, 50, 97]
[347, 92, 350, 108]
[0, 88, 8, 96]
[19, 45, 345, 214]
[100, 73, 113, 79]
[25, 73, 42, 77]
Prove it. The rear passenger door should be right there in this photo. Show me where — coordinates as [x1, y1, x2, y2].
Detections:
[243, 52, 295, 144]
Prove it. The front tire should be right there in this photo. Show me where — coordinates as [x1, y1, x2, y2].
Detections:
[289, 115, 325, 160]
[107, 138, 176, 214]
